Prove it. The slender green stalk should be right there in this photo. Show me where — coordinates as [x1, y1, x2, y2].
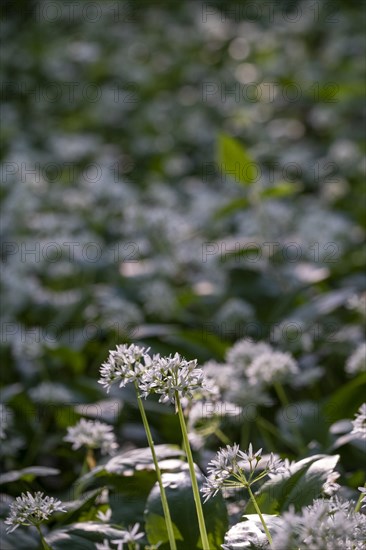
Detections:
[36, 525, 52, 550]
[273, 381, 290, 408]
[134, 382, 177, 550]
[355, 483, 366, 513]
[247, 485, 273, 547]
[175, 392, 210, 550]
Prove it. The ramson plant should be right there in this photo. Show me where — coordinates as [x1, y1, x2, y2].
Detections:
[5, 492, 66, 549]
[99, 344, 211, 550]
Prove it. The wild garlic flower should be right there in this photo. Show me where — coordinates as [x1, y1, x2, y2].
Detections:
[112, 523, 144, 549]
[271, 496, 366, 550]
[96, 508, 112, 522]
[345, 343, 366, 375]
[64, 418, 118, 455]
[139, 353, 207, 405]
[246, 351, 299, 387]
[99, 344, 151, 393]
[5, 491, 66, 533]
[351, 403, 366, 439]
[201, 443, 287, 502]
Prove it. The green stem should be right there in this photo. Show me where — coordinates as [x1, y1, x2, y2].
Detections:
[176, 392, 210, 550]
[273, 382, 290, 408]
[355, 482, 366, 513]
[134, 383, 177, 550]
[247, 485, 273, 547]
[36, 525, 52, 550]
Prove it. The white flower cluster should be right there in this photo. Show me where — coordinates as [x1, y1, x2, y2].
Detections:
[204, 339, 300, 407]
[139, 353, 206, 404]
[64, 418, 118, 455]
[99, 344, 150, 392]
[95, 523, 144, 549]
[201, 443, 288, 502]
[345, 343, 366, 375]
[351, 403, 366, 440]
[226, 339, 272, 369]
[271, 496, 366, 550]
[5, 491, 66, 533]
[99, 344, 208, 405]
[246, 351, 299, 387]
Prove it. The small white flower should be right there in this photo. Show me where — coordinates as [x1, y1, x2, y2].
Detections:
[97, 508, 112, 522]
[5, 491, 66, 533]
[64, 418, 118, 455]
[112, 523, 144, 549]
[351, 403, 366, 439]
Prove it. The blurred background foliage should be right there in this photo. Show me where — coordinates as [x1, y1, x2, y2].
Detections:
[0, 0, 365, 517]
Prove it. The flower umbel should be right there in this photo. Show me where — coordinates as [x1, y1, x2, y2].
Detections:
[140, 352, 207, 405]
[5, 491, 66, 533]
[64, 418, 118, 455]
[99, 344, 150, 393]
[201, 443, 288, 502]
[271, 496, 366, 549]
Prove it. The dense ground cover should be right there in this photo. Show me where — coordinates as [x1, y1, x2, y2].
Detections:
[0, 0, 365, 548]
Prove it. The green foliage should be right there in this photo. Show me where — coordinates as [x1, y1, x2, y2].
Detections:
[145, 469, 228, 549]
[245, 454, 340, 514]
[0, 0, 365, 546]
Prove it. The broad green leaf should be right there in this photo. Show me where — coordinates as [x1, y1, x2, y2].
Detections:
[145, 467, 228, 549]
[104, 444, 185, 475]
[74, 446, 186, 526]
[217, 134, 257, 185]
[0, 467, 60, 485]
[276, 401, 331, 449]
[245, 454, 340, 514]
[0, 521, 39, 550]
